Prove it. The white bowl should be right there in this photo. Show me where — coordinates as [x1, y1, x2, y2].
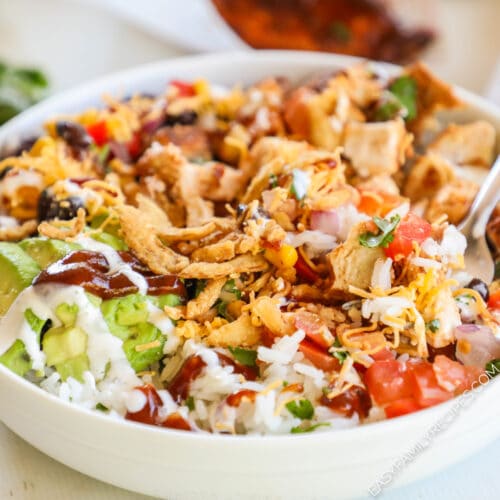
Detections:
[0, 51, 499, 500]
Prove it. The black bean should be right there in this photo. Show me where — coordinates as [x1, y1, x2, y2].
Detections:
[37, 189, 85, 222]
[0, 136, 38, 160]
[184, 279, 199, 301]
[55, 121, 92, 150]
[0, 166, 13, 180]
[466, 278, 490, 302]
[164, 110, 198, 126]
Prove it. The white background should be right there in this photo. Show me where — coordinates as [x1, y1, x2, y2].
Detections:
[0, 0, 499, 498]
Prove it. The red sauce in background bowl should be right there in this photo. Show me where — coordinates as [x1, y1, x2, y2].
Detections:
[212, 0, 435, 63]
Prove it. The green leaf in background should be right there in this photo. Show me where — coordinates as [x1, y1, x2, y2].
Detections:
[0, 61, 49, 125]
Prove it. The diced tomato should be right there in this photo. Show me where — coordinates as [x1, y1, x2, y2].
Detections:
[299, 339, 339, 372]
[433, 355, 483, 394]
[408, 362, 453, 408]
[371, 348, 396, 362]
[384, 212, 431, 260]
[125, 384, 162, 425]
[162, 412, 192, 431]
[384, 397, 421, 418]
[294, 311, 334, 350]
[127, 132, 142, 158]
[170, 80, 195, 97]
[357, 189, 402, 217]
[294, 253, 320, 283]
[86, 120, 109, 146]
[488, 290, 500, 310]
[321, 385, 372, 419]
[364, 360, 413, 405]
[261, 327, 277, 348]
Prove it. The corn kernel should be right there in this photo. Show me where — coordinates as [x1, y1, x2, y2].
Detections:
[193, 79, 210, 98]
[264, 245, 298, 268]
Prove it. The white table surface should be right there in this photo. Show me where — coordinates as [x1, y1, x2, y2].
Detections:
[0, 0, 499, 498]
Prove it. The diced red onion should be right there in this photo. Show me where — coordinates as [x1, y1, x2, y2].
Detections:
[310, 210, 340, 236]
[142, 116, 164, 135]
[454, 324, 500, 367]
[109, 141, 131, 164]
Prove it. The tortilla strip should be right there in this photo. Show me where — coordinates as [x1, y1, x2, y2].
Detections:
[179, 254, 269, 279]
[186, 278, 225, 320]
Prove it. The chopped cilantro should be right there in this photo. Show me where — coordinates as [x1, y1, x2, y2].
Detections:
[290, 169, 310, 201]
[359, 215, 401, 248]
[194, 279, 207, 298]
[389, 76, 417, 121]
[228, 346, 258, 367]
[215, 300, 231, 320]
[269, 173, 278, 189]
[291, 422, 330, 434]
[93, 143, 110, 164]
[374, 94, 404, 122]
[186, 396, 195, 411]
[286, 399, 314, 420]
[329, 22, 351, 43]
[485, 359, 500, 379]
[374, 76, 418, 122]
[95, 403, 108, 412]
[222, 279, 242, 300]
[425, 319, 440, 333]
[331, 338, 348, 364]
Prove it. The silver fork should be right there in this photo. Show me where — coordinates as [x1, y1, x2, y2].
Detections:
[458, 156, 500, 283]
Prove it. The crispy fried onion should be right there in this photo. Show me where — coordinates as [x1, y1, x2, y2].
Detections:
[158, 218, 236, 243]
[38, 208, 86, 239]
[0, 219, 37, 241]
[116, 204, 189, 274]
[186, 278, 225, 320]
[135, 193, 172, 230]
[179, 254, 269, 279]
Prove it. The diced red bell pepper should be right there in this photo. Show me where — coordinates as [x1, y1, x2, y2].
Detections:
[86, 120, 109, 146]
[294, 253, 319, 283]
[170, 80, 195, 97]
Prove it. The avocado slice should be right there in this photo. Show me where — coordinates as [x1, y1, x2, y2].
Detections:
[42, 325, 87, 366]
[90, 231, 128, 251]
[55, 303, 79, 327]
[0, 242, 41, 315]
[122, 322, 165, 372]
[101, 294, 149, 340]
[0, 309, 50, 376]
[0, 339, 32, 376]
[55, 352, 90, 382]
[19, 237, 80, 269]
